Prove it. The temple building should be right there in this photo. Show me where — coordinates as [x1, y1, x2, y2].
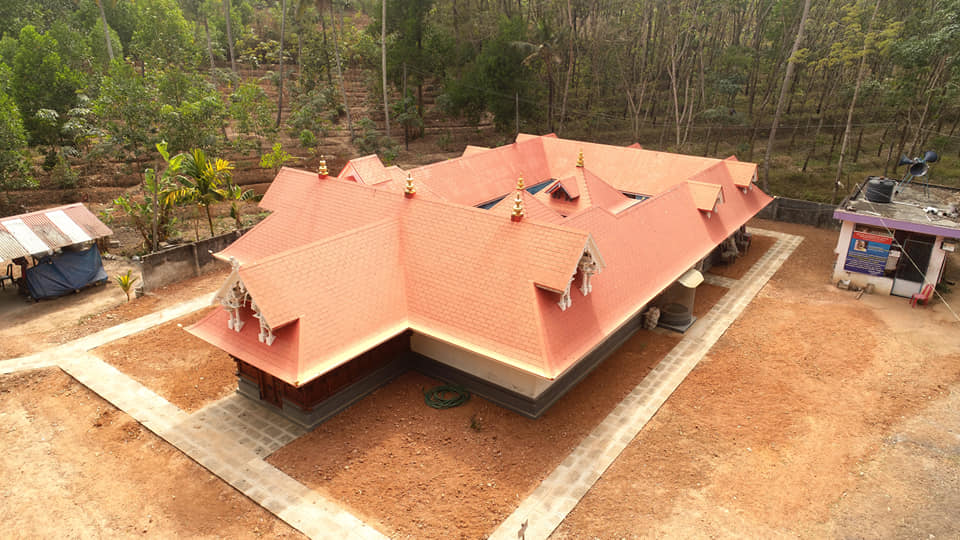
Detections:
[187, 134, 771, 427]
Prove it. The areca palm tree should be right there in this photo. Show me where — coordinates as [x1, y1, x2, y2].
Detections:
[168, 148, 234, 239]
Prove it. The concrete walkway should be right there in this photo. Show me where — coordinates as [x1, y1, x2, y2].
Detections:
[0, 292, 387, 540]
[490, 228, 802, 540]
[0, 227, 801, 540]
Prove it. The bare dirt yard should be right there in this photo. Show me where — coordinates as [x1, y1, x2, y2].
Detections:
[265, 283, 733, 539]
[92, 308, 237, 412]
[553, 219, 960, 538]
[3, 220, 958, 539]
[0, 265, 228, 360]
[0, 368, 302, 539]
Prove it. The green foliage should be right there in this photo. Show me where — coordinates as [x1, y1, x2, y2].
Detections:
[114, 269, 139, 302]
[237, 38, 292, 69]
[392, 92, 423, 148]
[259, 142, 294, 172]
[0, 81, 33, 190]
[298, 128, 316, 148]
[354, 117, 398, 162]
[50, 154, 79, 188]
[112, 142, 184, 249]
[287, 86, 343, 137]
[226, 183, 260, 229]
[229, 80, 276, 151]
[158, 91, 226, 154]
[94, 61, 161, 159]
[169, 147, 234, 237]
[86, 21, 122, 70]
[130, 0, 200, 68]
[440, 17, 534, 131]
[11, 25, 86, 146]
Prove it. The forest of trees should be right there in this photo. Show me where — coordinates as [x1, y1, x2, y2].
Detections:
[1, 0, 959, 203]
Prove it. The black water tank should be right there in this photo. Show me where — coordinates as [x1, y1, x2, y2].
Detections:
[864, 177, 895, 203]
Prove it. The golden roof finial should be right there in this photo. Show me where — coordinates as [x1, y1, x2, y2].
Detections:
[516, 174, 525, 191]
[404, 172, 416, 198]
[576, 149, 584, 168]
[511, 191, 525, 222]
[318, 156, 329, 178]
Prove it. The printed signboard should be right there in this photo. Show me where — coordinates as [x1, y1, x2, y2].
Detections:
[843, 230, 893, 276]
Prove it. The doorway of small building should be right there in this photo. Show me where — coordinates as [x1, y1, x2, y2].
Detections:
[258, 371, 285, 408]
[891, 233, 935, 297]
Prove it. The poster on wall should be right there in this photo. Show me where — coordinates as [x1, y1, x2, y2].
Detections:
[843, 230, 893, 276]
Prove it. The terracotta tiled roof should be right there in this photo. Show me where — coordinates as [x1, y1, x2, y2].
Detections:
[487, 190, 565, 224]
[536, 168, 638, 217]
[192, 174, 598, 384]
[687, 181, 723, 212]
[190, 135, 771, 387]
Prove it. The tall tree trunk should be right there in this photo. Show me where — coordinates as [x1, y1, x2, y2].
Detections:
[276, 0, 286, 128]
[204, 17, 215, 72]
[761, 0, 811, 192]
[96, 0, 114, 63]
[225, 0, 237, 74]
[381, 0, 391, 139]
[331, 0, 353, 140]
[558, 0, 575, 134]
[833, 0, 880, 204]
[320, 9, 333, 85]
[205, 204, 215, 238]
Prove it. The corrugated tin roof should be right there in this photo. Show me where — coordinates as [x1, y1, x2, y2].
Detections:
[0, 203, 112, 262]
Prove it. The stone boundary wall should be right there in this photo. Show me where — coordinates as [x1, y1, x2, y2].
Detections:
[756, 196, 840, 230]
[141, 228, 250, 292]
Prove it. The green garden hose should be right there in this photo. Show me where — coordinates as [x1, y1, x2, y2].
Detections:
[423, 385, 470, 409]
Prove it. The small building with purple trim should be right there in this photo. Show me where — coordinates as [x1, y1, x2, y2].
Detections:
[833, 177, 960, 297]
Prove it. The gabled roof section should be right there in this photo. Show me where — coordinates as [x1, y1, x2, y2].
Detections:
[687, 181, 724, 213]
[547, 177, 580, 199]
[194, 176, 599, 383]
[222, 168, 409, 265]
[536, 135, 736, 197]
[535, 168, 637, 217]
[405, 136, 553, 206]
[192, 136, 773, 388]
[462, 145, 491, 157]
[337, 154, 398, 185]
[488, 190, 565, 224]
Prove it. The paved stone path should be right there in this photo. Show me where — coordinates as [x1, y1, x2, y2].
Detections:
[0, 227, 800, 540]
[192, 394, 307, 457]
[489, 228, 803, 540]
[0, 292, 387, 540]
[703, 273, 739, 289]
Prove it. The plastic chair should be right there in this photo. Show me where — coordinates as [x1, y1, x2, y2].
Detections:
[0, 264, 12, 290]
[910, 283, 934, 307]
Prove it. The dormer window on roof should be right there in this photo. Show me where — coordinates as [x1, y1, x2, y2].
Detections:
[546, 178, 579, 201]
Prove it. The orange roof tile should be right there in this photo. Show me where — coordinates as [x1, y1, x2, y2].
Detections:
[190, 135, 771, 388]
[687, 181, 723, 212]
[488, 190, 565, 225]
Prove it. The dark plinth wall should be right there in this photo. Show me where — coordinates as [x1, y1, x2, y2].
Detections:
[233, 307, 650, 429]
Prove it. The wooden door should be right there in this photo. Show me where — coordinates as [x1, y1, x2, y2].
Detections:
[258, 371, 284, 408]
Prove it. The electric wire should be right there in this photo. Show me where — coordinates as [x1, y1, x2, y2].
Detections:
[858, 197, 960, 322]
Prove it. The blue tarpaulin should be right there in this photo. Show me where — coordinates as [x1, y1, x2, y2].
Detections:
[24, 245, 108, 300]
